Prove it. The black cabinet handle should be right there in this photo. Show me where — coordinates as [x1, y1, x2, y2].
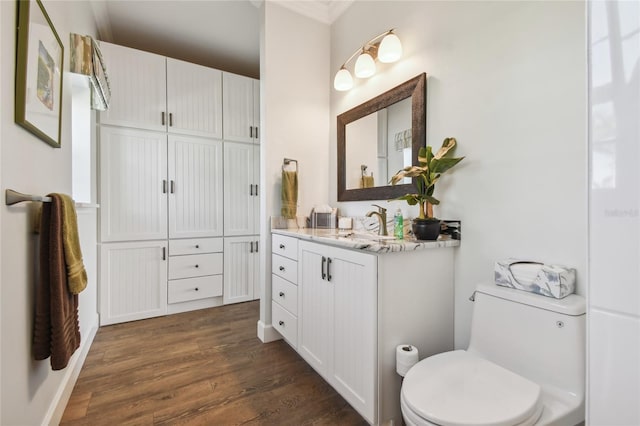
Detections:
[255, 184, 258, 196]
[250, 126, 253, 138]
[250, 241, 254, 253]
[250, 184, 253, 196]
[279, 320, 284, 326]
[169, 112, 173, 127]
[255, 241, 259, 253]
[279, 244, 285, 249]
[327, 258, 332, 282]
[161, 111, 165, 126]
[195, 264, 199, 268]
[162, 180, 167, 194]
[279, 266, 285, 272]
[195, 244, 200, 249]
[279, 292, 284, 297]
[162, 247, 166, 261]
[255, 127, 259, 139]
[170, 180, 175, 194]
[195, 287, 199, 291]
[321, 256, 327, 280]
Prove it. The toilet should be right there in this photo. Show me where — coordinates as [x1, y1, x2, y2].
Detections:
[401, 283, 586, 426]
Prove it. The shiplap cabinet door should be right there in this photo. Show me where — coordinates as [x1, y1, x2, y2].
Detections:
[222, 73, 259, 143]
[98, 42, 167, 131]
[223, 142, 258, 236]
[298, 240, 376, 423]
[223, 236, 259, 304]
[99, 127, 168, 242]
[168, 135, 223, 238]
[99, 241, 168, 325]
[167, 58, 223, 139]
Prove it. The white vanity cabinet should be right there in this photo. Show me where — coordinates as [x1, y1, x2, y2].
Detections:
[298, 240, 377, 422]
[271, 235, 299, 346]
[222, 73, 260, 143]
[270, 231, 456, 425]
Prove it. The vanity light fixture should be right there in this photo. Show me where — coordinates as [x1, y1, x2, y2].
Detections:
[333, 29, 403, 91]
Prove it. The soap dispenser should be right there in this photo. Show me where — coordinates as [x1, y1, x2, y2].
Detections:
[394, 208, 404, 239]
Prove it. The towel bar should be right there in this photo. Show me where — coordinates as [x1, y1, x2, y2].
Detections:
[5, 189, 52, 205]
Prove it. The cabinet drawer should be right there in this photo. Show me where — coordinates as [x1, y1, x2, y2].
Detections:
[272, 254, 297, 284]
[170, 238, 223, 256]
[272, 234, 298, 260]
[272, 302, 297, 347]
[169, 253, 223, 280]
[272, 274, 298, 315]
[168, 275, 223, 304]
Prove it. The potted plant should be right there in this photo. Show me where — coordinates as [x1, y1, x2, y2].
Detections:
[390, 137, 464, 240]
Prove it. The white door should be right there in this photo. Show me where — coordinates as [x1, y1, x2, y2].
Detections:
[99, 241, 168, 325]
[167, 58, 223, 139]
[298, 241, 333, 377]
[329, 246, 377, 424]
[222, 73, 254, 143]
[98, 42, 167, 131]
[223, 236, 258, 304]
[99, 127, 168, 242]
[168, 135, 223, 238]
[223, 142, 256, 236]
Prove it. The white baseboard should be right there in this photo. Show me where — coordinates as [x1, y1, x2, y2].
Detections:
[257, 320, 283, 343]
[44, 313, 99, 426]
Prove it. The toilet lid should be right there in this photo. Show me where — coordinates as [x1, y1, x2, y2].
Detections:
[402, 350, 542, 426]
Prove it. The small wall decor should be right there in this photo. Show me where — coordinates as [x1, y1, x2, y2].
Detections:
[15, 0, 64, 148]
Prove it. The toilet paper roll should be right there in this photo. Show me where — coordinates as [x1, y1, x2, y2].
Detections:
[396, 344, 419, 377]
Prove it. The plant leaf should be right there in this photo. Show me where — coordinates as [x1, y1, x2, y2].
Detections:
[425, 195, 440, 205]
[434, 137, 457, 159]
[430, 156, 464, 174]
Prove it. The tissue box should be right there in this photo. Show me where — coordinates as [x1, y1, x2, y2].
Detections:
[494, 258, 576, 299]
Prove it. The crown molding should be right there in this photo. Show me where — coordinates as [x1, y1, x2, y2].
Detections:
[269, 0, 353, 25]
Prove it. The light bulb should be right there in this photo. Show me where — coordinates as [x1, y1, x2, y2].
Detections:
[354, 51, 376, 78]
[333, 67, 353, 91]
[378, 32, 402, 63]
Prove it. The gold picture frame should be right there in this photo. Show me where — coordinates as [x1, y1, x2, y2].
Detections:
[15, 0, 64, 148]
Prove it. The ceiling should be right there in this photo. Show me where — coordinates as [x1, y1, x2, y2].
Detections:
[89, 1, 352, 79]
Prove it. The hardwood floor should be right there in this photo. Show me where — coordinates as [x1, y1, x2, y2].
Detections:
[61, 301, 367, 425]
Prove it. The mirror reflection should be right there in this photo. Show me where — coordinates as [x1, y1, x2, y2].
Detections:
[345, 97, 413, 190]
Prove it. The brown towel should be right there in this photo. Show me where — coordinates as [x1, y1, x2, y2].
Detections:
[361, 175, 375, 188]
[281, 170, 298, 219]
[33, 194, 81, 370]
[59, 194, 87, 294]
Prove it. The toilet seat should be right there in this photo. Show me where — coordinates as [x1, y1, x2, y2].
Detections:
[401, 350, 543, 426]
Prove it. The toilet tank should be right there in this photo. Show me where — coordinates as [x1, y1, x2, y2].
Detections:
[467, 283, 586, 396]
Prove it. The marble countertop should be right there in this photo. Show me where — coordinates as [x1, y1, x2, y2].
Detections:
[271, 228, 460, 254]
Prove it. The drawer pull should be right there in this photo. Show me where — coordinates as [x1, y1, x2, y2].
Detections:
[279, 244, 285, 249]
[279, 320, 284, 326]
[279, 292, 285, 297]
[195, 244, 200, 249]
[195, 287, 199, 291]
[279, 266, 285, 272]
[195, 264, 199, 268]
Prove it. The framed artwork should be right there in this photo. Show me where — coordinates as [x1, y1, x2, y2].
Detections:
[15, 0, 64, 148]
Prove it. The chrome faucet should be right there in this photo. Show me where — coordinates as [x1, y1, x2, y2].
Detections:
[366, 204, 388, 236]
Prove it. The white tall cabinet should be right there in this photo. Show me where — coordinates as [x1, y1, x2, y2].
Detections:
[98, 41, 259, 324]
[222, 72, 260, 143]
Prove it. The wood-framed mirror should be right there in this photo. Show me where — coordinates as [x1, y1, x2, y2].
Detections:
[337, 73, 426, 201]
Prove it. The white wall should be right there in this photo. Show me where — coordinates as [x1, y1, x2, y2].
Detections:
[330, 1, 587, 347]
[0, 1, 98, 424]
[588, 1, 640, 424]
[258, 2, 330, 335]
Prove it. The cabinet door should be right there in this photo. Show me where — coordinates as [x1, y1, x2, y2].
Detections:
[98, 42, 167, 131]
[99, 127, 168, 242]
[168, 135, 223, 238]
[298, 241, 333, 376]
[100, 241, 168, 325]
[329, 246, 377, 423]
[167, 58, 223, 139]
[223, 236, 258, 304]
[223, 142, 257, 236]
[253, 79, 260, 143]
[222, 73, 255, 143]
[253, 144, 260, 232]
